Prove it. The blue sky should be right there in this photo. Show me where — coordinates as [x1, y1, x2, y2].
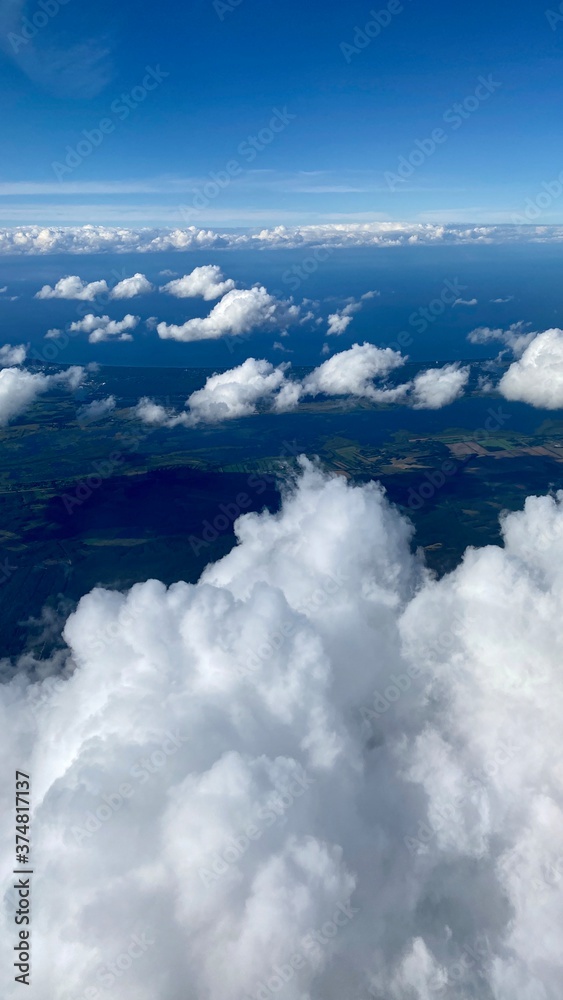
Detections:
[1, 0, 562, 226]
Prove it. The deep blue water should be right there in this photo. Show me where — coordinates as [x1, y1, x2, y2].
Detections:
[1, 243, 563, 368]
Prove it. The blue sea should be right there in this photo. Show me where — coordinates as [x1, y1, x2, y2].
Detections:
[1, 243, 562, 368]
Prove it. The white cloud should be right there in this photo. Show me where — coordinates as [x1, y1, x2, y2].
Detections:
[156, 286, 300, 343]
[2, 465, 563, 998]
[0, 343, 27, 367]
[326, 302, 361, 337]
[136, 359, 292, 427]
[68, 314, 139, 344]
[453, 297, 478, 307]
[5, 222, 563, 255]
[134, 349, 468, 428]
[407, 362, 471, 409]
[77, 396, 117, 423]
[35, 275, 109, 301]
[498, 328, 563, 408]
[110, 273, 153, 299]
[303, 342, 406, 399]
[160, 265, 236, 301]
[0, 364, 84, 425]
[468, 322, 536, 357]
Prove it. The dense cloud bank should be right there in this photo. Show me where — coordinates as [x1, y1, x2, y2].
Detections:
[3, 222, 563, 254]
[2, 463, 563, 999]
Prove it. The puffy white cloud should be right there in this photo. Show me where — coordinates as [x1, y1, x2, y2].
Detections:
[134, 349, 468, 428]
[498, 328, 563, 408]
[2, 465, 563, 998]
[326, 301, 361, 337]
[5, 223, 563, 255]
[303, 342, 406, 399]
[453, 297, 478, 306]
[407, 362, 471, 409]
[0, 364, 84, 425]
[156, 286, 300, 343]
[110, 273, 153, 299]
[35, 275, 109, 301]
[160, 265, 236, 300]
[68, 314, 139, 343]
[136, 359, 292, 427]
[0, 343, 27, 367]
[468, 322, 536, 357]
[326, 292, 378, 337]
[77, 396, 117, 423]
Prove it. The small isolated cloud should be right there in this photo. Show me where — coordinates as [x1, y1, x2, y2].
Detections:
[491, 296, 514, 303]
[77, 396, 117, 424]
[45, 328, 63, 340]
[0, 343, 27, 367]
[160, 265, 236, 301]
[453, 298, 478, 307]
[110, 273, 154, 299]
[68, 314, 139, 344]
[498, 328, 563, 408]
[408, 363, 470, 410]
[156, 286, 299, 343]
[468, 322, 537, 357]
[303, 342, 406, 400]
[0, 364, 84, 425]
[326, 292, 377, 336]
[35, 276, 109, 301]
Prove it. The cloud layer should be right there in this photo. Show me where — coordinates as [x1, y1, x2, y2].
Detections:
[2, 463, 563, 999]
[135, 347, 470, 427]
[5, 222, 563, 254]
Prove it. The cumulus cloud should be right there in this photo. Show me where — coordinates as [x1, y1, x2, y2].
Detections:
[498, 328, 563, 408]
[156, 286, 300, 343]
[110, 273, 154, 299]
[2, 463, 563, 999]
[68, 314, 139, 343]
[160, 265, 236, 300]
[453, 297, 478, 307]
[134, 348, 468, 428]
[35, 275, 109, 301]
[0, 342, 27, 366]
[5, 223, 563, 255]
[326, 302, 361, 336]
[77, 396, 117, 423]
[136, 359, 292, 427]
[303, 342, 406, 400]
[468, 322, 536, 357]
[407, 362, 471, 409]
[0, 364, 84, 425]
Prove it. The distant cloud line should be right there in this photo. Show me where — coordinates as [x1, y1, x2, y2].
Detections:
[3, 222, 563, 255]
